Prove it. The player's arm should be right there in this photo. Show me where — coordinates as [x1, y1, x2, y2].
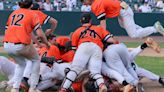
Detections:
[33, 14, 50, 47]
[100, 19, 106, 30]
[31, 32, 42, 47]
[93, 4, 106, 30]
[102, 28, 118, 44]
[36, 27, 50, 47]
[71, 31, 79, 51]
[45, 17, 58, 35]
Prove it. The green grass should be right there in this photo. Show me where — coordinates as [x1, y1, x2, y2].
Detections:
[124, 42, 164, 48]
[135, 56, 164, 76]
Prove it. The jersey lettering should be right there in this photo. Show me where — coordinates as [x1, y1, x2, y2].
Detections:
[11, 14, 24, 26]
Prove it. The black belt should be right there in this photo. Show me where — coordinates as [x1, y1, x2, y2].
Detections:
[5, 42, 23, 45]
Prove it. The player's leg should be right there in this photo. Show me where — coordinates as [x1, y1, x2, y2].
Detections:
[136, 67, 159, 81]
[0, 56, 15, 80]
[60, 43, 92, 91]
[37, 80, 55, 91]
[88, 45, 107, 92]
[11, 56, 26, 92]
[117, 43, 139, 80]
[104, 44, 138, 86]
[101, 62, 125, 84]
[19, 44, 40, 92]
[23, 60, 32, 80]
[118, 4, 163, 38]
[0, 56, 16, 88]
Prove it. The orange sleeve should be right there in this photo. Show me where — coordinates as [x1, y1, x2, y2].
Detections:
[38, 11, 50, 25]
[47, 45, 61, 60]
[61, 50, 75, 63]
[32, 13, 41, 32]
[101, 28, 113, 42]
[92, 4, 106, 20]
[71, 30, 80, 50]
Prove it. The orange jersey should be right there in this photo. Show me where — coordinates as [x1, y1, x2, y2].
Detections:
[72, 23, 111, 50]
[61, 50, 75, 63]
[47, 45, 61, 60]
[3, 8, 40, 44]
[91, 0, 121, 19]
[33, 10, 51, 25]
[38, 47, 48, 57]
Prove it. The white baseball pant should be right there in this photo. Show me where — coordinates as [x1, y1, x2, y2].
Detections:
[0, 56, 56, 91]
[103, 43, 138, 86]
[118, 6, 157, 38]
[23, 60, 32, 78]
[0, 56, 15, 79]
[101, 62, 125, 84]
[62, 42, 105, 89]
[41, 62, 70, 81]
[129, 46, 160, 81]
[4, 43, 40, 89]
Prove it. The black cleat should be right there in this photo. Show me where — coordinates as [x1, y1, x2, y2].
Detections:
[159, 77, 164, 86]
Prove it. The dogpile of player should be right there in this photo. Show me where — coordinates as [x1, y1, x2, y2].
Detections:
[1, 0, 164, 92]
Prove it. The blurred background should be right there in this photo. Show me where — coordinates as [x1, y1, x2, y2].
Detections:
[0, 0, 163, 12]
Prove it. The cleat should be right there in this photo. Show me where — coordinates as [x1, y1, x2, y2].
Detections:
[120, 1, 129, 10]
[99, 83, 107, 92]
[159, 77, 164, 86]
[145, 37, 160, 53]
[154, 21, 164, 36]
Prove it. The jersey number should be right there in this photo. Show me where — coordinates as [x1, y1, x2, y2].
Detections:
[80, 30, 97, 39]
[11, 14, 24, 26]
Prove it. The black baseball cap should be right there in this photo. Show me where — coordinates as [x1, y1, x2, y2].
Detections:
[31, 3, 40, 10]
[80, 13, 91, 24]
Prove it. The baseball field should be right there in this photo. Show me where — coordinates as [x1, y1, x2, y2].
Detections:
[0, 36, 164, 92]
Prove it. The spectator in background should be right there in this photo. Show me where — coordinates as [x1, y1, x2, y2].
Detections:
[12, 2, 19, 10]
[138, 0, 152, 12]
[0, 0, 4, 10]
[134, 3, 139, 12]
[72, 0, 77, 9]
[43, 0, 53, 11]
[81, 3, 91, 12]
[54, 0, 59, 11]
[35, 0, 44, 10]
[156, 0, 164, 12]
[66, 0, 73, 11]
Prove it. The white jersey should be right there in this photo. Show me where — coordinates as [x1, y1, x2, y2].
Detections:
[0, 56, 15, 79]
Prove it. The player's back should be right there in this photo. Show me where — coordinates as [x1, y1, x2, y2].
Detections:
[3, 8, 39, 44]
[72, 23, 109, 49]
[91, 0, 121, 19]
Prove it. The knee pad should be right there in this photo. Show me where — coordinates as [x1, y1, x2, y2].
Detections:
[61, 70, 79, 89]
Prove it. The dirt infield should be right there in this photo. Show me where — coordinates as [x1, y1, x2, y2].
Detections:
[140, 78, 164, 92]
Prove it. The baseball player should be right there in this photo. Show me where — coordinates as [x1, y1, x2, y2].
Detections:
[102, 38, 163, 91]
[128, 38, 164, 86]
[59, 13, 118, 92]
[31, 3, 58, 36]
[103, 43, 139, 88]
[3, 0, 49, 92]
[80, 0, 164, 38]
